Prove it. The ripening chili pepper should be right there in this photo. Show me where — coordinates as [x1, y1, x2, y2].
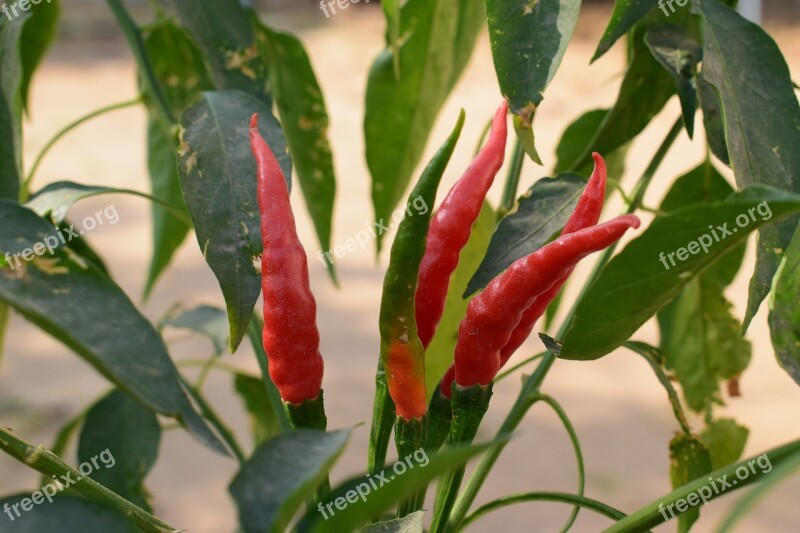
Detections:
[250, 114, 325, 425]
[454, 214, 640, 388]
[436, 153, 608, 397]
[415, 101, 508, 348]
[379, 111, 465, 420]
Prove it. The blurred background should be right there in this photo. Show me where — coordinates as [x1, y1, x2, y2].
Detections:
[1, 0, 799, 532]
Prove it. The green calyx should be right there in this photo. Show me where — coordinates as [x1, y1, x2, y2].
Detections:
[284, 391, 328, 430]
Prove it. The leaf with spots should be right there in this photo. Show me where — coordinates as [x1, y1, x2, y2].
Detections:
[177, 89, 290, 352]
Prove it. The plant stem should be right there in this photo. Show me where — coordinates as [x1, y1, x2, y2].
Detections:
[179, 375, 245, 464]
[0, 427, 178, 532]
[497, 140, 525, 220]
[449, 118, 684, 530]
[494, 350, 546, 382]
[105, 0, 174, 124]
[247, 315, 291, 433]
[21, 97, 143, 200]
[603, 438, 800, 532]
[461, 492, 626, 530]
[0, 303, 8, 371]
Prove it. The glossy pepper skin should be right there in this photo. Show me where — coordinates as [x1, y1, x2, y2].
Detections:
[250, 114, 324, 406]
[497, 152, 608, 367]
[437, 153, 608, 397]
[379, 111, 465, 420]
[454, 214, 640, 388]
[415, 102, 508, 348]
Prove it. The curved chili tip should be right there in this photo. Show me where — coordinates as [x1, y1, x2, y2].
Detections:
[250, 113, 259, 130]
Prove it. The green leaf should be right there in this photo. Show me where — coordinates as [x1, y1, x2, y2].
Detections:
[253, 23, 337, 281]
[0, 200, 227, 455]
[593, 0, 659, 60]
[359, 511, 425, 533]
[161, 304, 229, 356]
[177, 89, 291, 352]
[644, 23, 701, 137]
[769, 225, 800, 385]
[700, 418, 748, 469]
[425, 202, 494, 397]
[230, 429, 351, 533]
[658, 277, 751, 411]
[296, 440, 503, 533]
[25, 180, 187, 226]
[0, 14, 26, 201]
[669, 433, 712, 533]
[486, 0, 580, 161]
[19, 0, 59, 112]
[657, 163, 750, 411]
[568, 8, 687, 171]
[365, 0, 483, 250]
[0, 495, 133, 532]
[142, 19, 213, 297]
[694, 0, 800, 331]
[466, 174, 586, 296]
[234, 373, 280, 446]
[166, 0, 270, 103]
[553, 108, 628, 181]
[78, 390, 161, 511]
[698, 74, 729, 166]
[560, 186, 800, 361]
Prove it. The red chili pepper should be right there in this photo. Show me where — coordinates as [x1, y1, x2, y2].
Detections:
[250, 114, 323, 405]
[437, 154, 609, 396]
[415, 101, 508, 348]
[453, 214, 640, 388]
[497, 153, 608, 367]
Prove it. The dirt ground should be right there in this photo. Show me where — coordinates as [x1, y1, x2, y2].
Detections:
[1, 3, 799, 532]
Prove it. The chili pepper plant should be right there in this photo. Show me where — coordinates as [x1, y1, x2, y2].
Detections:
[1, 0, 799, 532]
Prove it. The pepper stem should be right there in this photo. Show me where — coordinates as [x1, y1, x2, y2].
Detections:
[285, 392, 330, 498]
[395, 415, 428, 517]
[367, 360, 396, 474]
[425, 388, 453, 452]
[430, 382, 493, 533]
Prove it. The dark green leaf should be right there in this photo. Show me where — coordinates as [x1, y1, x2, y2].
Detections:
[769, 225, 800, 385]
[669, 433, 712, 533]
[253, 23, 337, 281]
[701, 418, 748, 469]
[569, 8, 688, 171]
[593, 0, 659, 60]
[560, 186, 800, 361]
[161, 304, 229, 356]
[56, 220, 109, 276]
[553, 108, 628, 178]
[698, 74, 729, 165]
[365, 0, 483, 250]
[0, 495, 133, 532]
[695, 0, 800, 331]
[78, 390, 161, 510]
[425, 202, 494, 397]
[166, 0, 270, 103]
[19, 0, 59, 112]
[234, 373, 280, 446]
[142, 19, 213, 297]
[645, 23, 701, 137]
[0, 200, 227, 455]
[230, 429, 351, 533]
[296, 440, 504, 533]
[359, 511, 425, 533]
[0, 15, 26, 201]
[486, 0, 580, 162]
[177, 89, 290, 352]
[466, 174, 586, 296]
